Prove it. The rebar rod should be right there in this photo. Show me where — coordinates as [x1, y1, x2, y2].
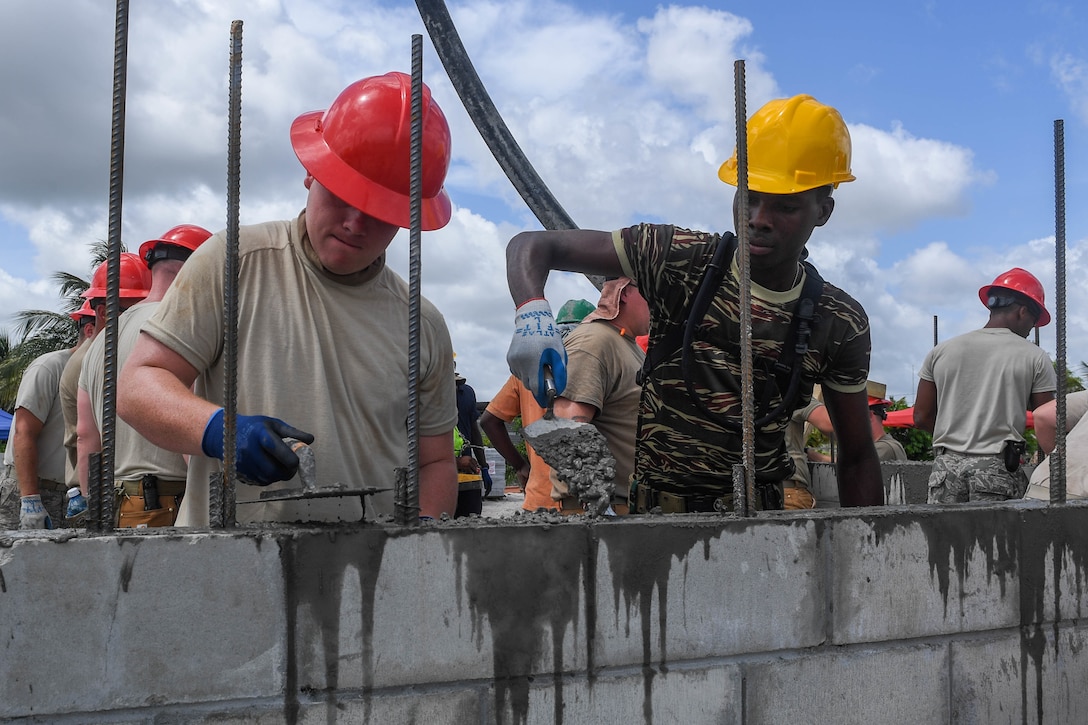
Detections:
[404, 34, 425, 524]
[1052, 119, 1067, 505]
[215, 20, 244, 527]
[95, 0, 130, 533]
[733, 60, 755, 517]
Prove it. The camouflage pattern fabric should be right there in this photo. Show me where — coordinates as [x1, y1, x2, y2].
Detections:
[0, 469, 67, 529]
[927, 450, 1028, 503]
[620, 224, 870, 497]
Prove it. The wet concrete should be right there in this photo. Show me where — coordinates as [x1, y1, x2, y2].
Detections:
[522, 417, 616, 515]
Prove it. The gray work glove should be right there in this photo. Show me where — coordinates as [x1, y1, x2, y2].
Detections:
[20, 494, 53, 530]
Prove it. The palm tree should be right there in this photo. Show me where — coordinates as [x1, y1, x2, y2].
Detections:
[0, 239, 121, 410]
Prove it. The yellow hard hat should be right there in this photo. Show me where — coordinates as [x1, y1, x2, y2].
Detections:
[718, 94, 855, 194]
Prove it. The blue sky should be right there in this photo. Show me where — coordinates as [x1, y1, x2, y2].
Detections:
[1, 0, 1086, 405]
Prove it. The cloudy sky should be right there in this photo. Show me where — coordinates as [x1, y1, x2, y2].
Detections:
[1, 0, 1086, 405]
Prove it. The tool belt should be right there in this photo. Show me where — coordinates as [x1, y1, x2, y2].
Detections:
[116, 478, 186, 497]
[633, 480, 784, 513]
[114, 475, 185, 529]
[634, 482, 734, 513]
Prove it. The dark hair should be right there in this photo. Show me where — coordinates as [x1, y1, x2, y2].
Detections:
[988, 290, 1041, 321]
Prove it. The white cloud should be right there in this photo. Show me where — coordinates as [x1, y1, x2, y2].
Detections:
[1050, 52, 1088, 125]
[0, 0, 1080, 408]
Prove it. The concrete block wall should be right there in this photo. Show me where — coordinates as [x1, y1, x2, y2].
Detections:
[3, 500, 1088, 724]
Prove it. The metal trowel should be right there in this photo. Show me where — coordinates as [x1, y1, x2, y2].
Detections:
[521, 366, 617, 515]
[237, 437, 389, 505]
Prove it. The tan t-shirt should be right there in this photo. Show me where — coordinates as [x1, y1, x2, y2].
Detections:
[142, 215, 456, 524]
[1026, 391, 1088, 500]
[80, 301, 188, 482]
[59, 342, 90, 486]
[558, 319, 644, 499]
[4, 349, 71, 483]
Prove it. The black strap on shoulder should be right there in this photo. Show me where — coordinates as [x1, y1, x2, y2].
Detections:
[638, 232, 736, 384]
[639, 232, 824, 430]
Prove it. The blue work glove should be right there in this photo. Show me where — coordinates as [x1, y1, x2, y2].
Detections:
[507, 298, 567, 408]
[20, 495, 53, 530]
[481, 467, 493, 496]
[201, 408, 315, 486]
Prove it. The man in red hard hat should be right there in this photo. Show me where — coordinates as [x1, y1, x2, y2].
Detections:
[914, 267, 1056, 503]
[58, 254, 152, 503]
[119, 72, 459, 525]
[504, 94, 884, 513]
[77, 225, 212, 527]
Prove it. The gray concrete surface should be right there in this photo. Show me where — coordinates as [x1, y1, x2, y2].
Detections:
[4, 497, 1088, 724]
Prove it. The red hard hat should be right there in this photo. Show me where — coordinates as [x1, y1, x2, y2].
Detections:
[867, 396, 891, 407]
[68, 298, 95, 322]
[82, 252, 152, 300]
[290, 71, 453, 231]
[139, 224, 213, 264]
[978, 267, 1051, 327]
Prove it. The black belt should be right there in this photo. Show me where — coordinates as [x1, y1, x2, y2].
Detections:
[634, 483, 732, 513]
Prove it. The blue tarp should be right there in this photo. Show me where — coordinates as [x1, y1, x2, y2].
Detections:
[0, 409, 11, 441]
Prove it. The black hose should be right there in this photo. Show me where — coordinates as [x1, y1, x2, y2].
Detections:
[415, 0, 604, 291]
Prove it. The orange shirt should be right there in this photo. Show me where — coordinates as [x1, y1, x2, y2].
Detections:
[484, 375, 556, 511]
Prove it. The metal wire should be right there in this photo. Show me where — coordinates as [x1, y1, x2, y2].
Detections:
[1052, 119, 1067, 505]
[95, 0, 130, 532]
[405, 35, 425, 523]
[733, 60, 755, 517]
[214, 20, 244, 527]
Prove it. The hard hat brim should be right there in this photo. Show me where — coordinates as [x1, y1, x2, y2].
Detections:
[291, 110, 452, 232]
[978, 285, 1051, 327]
[718, 158, 855, 194]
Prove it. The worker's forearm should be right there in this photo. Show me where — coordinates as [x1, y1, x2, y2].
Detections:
[14, 444, 40, 497]
[76, 431, 101, 497]
[836, 455, 885, 506]
[118, 365, 217, 456]
[507, 233, 553, 306]
[419, 458, 458, 519]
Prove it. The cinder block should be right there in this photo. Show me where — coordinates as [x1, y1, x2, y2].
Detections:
[828, 507, 1022, 644]
[950, 624, 1088, 725]
[1019, 502, 1088, 624]
[0, 531, 285, 719]
[745, 642, 947, 724]
[491, 664, 741, 725]
[288, 523, 589, 691]
[191, 687, 484, 724]
[950, 632, 1030, 725]
[591, 516, 825, 667]
[812, 461, 932, 507]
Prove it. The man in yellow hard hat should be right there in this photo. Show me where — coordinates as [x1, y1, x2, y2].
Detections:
[504, 94, 884, 513]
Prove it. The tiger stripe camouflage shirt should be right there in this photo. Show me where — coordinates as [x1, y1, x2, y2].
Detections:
[614, 224, 871, 496]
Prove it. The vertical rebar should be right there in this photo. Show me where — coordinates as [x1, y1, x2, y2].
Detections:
[217, 20, 244, 527]
[732, 60, 755, 517]
[95, 0, 130, 533]
[404, 35, 425, 524]
[932, 315, 938, 347]
[1051, 119, 1067, 505]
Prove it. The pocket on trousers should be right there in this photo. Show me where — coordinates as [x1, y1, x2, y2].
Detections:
[116, 496, 179, 528]
[927, 469, 951, 504]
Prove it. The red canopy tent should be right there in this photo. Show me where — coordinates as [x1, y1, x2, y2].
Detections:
[884, 407, 1035, 430]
